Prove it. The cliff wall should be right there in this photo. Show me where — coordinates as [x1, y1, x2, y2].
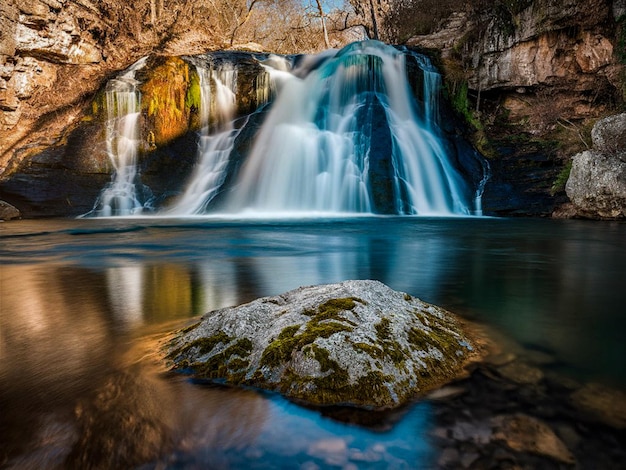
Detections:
[409, 0, 625, 216]
[0, 0, 219, 176]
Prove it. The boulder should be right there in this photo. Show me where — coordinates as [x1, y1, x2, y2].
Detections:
[570, 383, 626, 429]
[590, 113, 626, 156]
[492, 414, 576, 464]
[0, 200, 20, 220]
[565, 114, 626, 219]
[165, 280, 477, 409]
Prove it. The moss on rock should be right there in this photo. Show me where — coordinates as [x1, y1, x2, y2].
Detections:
[164, 280, 479, 410]
[140, 57, 196, 147]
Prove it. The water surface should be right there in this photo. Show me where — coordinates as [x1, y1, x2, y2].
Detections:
[1, 217, 625, 468]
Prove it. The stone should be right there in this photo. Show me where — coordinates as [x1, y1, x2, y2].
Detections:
[165, 280, 478, 409]
[426, 385, 467, 401]
[491, 414, 576, 465]
[496, 361, 544, 385]
[570, 383, 626, 429]
[590, 113, 626, 156]
[0, 200, 20, 220]
[566, 150, 626, 219]
[565, 114, 626, 219]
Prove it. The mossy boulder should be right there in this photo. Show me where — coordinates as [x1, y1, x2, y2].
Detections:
[165, 280, 477, 409]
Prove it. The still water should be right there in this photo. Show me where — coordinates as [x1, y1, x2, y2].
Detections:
[1, 216, 625, 468]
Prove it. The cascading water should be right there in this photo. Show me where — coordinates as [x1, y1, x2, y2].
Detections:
[86, 41, 488, 218]
[86, 58, 147, 217]
[167, 62, 239, 215]
[218, 41, 473, 215]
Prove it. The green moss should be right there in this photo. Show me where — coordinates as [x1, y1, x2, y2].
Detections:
[141, 57, 193, 146]
[550, 160, 572, 196]
[304, 297, 364, 322]
[275, 363, 397, 408]
[408, 325, 460, 367]
[185, 67, 202, 111]
[355, 371, 394, 404]
[169, 330, 232, 359]
[260, 325, 301, 367]
[259, 297, 360, 369]
[260, 319, 353, 368]
[449, 81, 483, 131]
[375, 317, 392, 341]
[188, 337, 254, 383]
[353, 342, 383, 358]
[374, 317, 409, 366]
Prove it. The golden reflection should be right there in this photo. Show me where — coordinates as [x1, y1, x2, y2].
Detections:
[141, 264, 194, 321]
[66, 335, 269, 468]
[0, 264, 111, 389]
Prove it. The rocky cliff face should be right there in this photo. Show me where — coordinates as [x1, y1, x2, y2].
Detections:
[2, 0, 625, 218]
[0, 0, 219, 177]
[409, 0, 626, 217]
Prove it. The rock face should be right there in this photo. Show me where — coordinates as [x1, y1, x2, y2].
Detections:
[409, 0, 625, 217]
[565, 113, 626, 219]
[0, 51, 272, 217]
[0, 0, 224, 176]
[165, 280, 476, 409]
[410, 0, 620, 121]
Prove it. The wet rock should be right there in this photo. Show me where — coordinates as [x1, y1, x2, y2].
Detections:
[483, 352, 516, 367]
[426, 385, 467, 401]
[450, 420, 492, 445]
[437, 447, 460, 467]
[570, 383, 626, 429]
[165, 280, 478, 409]
[496, 361, 544, 385]
[491, 414, 576, 465]
[0, 200, 20, 220]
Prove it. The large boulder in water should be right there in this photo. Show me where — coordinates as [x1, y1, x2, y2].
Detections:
[165, 280, 477, 409]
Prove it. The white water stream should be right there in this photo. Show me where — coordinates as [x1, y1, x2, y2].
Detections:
[87, 58, 147, 217]
[88, 41, 484, 218]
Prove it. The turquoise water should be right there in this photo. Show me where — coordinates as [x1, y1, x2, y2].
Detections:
[1, 217, 625, 467]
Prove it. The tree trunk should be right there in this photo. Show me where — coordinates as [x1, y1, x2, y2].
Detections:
[315, 0, 330, 48]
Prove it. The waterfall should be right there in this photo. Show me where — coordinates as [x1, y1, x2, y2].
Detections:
[167, 62, 240, 215]
[86, 41, 487, 218]
[221, 41, 472, 215]
[86, 58, 147, 217]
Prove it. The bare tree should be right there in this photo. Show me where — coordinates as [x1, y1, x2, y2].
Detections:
[314, 0, 331, 48]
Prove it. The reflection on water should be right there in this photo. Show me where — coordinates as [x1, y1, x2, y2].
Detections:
[1, 217, 625, 468]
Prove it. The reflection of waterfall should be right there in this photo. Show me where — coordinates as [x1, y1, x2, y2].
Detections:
[168, 63, 239, 215]
[106, 265, 144, 328]
[87, 58, 148, 217]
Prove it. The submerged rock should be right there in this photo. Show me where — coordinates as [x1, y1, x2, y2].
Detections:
[165, 280, 477, 409]
[492, 414, 576, 465]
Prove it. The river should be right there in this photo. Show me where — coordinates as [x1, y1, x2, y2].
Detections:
[1, 216, 625, 468]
